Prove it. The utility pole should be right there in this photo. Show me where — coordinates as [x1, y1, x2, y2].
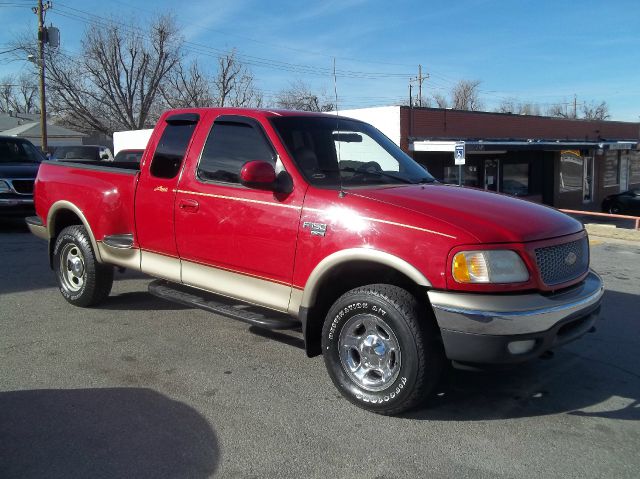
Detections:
[33, 0, 51, 153]
[573, 94, 577, 119]
[408, 65, 429, 107]
[418, 64, 423, 107]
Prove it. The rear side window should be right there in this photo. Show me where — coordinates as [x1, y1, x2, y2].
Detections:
[150, 123, 196, 179]
[197, 121, 275, 184]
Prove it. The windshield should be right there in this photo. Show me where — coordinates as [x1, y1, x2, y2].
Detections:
[53, 146, 99, 161]
[271, 116, 435, 188]
[0, 138, 43, 163]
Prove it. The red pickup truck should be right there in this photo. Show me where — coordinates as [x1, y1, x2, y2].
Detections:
[27, 108, 603, 414]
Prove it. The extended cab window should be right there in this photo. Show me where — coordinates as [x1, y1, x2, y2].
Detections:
[197, 121, 275, 184]
[150, 122, 197, 179]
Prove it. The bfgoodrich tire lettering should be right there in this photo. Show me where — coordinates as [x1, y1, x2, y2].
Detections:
[53, 225, 113, 307]
[321, 284, 443, 415]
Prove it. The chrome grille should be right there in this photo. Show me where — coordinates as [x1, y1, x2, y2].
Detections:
[9, 180, 34, 194]
[535, 237, 589, 286]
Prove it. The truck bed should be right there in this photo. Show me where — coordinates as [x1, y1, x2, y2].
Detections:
[35, 160, 139, 243]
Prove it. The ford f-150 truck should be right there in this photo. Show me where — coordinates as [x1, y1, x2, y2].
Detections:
[27, 108, 604, 414]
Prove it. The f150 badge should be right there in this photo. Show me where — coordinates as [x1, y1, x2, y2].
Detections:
[303, 221, 327, 237]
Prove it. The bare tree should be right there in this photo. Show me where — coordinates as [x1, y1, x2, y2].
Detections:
[496, 97, 541, 115]
[17, 15, 182, 134]
[451, 79, 483, 111]
[275, 80, 334, 112]
[582, 101, 610, 120]
[547, 102, 576, 119]
[0, 73, 39, 113]
[0, 74, 15, 112]
[213, 49, 262, 108]
[16, 73, 38, 113]
[432, 92, 448, 108]
[160, 60, 213, 109]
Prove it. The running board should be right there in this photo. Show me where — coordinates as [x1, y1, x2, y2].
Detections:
[148, 280, 301, 331]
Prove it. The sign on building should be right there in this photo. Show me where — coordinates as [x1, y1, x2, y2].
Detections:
[454, 141, 465, 165]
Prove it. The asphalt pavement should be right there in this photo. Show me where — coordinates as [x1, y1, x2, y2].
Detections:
[1, 218, 639, 479]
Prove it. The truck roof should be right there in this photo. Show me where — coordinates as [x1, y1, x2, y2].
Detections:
[160, 107, 343, 120]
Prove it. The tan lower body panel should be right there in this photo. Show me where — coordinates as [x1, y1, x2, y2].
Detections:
[97, 242, 142, 270]
[140, 250, 181, 282]
[181, 260, 292, 313]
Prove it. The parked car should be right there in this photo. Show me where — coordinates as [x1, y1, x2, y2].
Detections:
[0, 136, 44, 217]
[27, 108, 603, 415]
[601, 189, 640, 216]
[113, 149, 144, 163]
[51, 145, 114, 162]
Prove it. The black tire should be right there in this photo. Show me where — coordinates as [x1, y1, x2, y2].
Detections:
[608, 203, 622, 215]
[53, 225, 113, 307]
[321, 284, 444, 415]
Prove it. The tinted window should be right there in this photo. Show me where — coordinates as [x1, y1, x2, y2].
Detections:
[53, 146, 99, 161]
[115, 150, 143, 162]
[197, 121, 275, 184]
[0, 138, 43, 163]
[150, 123, 196, 179]
[271, 116, 434, 188]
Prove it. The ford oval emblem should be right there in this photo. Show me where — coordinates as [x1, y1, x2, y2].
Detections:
[564, 252, 577, 266]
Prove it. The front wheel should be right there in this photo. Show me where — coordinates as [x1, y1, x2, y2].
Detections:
[321, 284, 444, 415]
[608, 203, 623, 215]
[53, 225, 113, 307]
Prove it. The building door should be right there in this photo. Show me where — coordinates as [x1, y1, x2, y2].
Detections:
[484, 159, 499, 192]
[582, 155, 594, 204]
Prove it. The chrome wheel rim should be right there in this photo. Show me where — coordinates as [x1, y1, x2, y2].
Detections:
[60, 243, 85, 292]
[338, 314, 401, 392]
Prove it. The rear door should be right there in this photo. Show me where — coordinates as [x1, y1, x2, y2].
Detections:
[174, 115, 304, 311]
[135, 112, 200, 281]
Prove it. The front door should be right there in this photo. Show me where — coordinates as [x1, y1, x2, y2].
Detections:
[135, 113, 200, 281]
[174, 115, 303, 312]
[484, 159, 500, 192]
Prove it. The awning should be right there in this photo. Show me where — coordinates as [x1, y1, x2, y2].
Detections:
[410, 139, 638, 153]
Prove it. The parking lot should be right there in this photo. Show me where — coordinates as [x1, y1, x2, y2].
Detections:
[1, 218, 639, 479]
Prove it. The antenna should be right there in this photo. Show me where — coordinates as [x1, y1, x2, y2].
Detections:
[333, 57, 346, 198]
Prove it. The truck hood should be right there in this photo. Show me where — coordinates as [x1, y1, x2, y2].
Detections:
[0, 163, 40, 178]
[352, 184, 583, 243]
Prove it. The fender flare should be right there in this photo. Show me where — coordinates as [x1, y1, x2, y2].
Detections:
[47, 200, 103, 263]
[299, 248, 432, 309]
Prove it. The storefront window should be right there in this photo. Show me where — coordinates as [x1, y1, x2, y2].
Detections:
[502, 162, 529, 196]
[559, 151, 583, 193]
[444, 164, 478, 187]
[603, 151, 620, 187]
[628, 151, 640, 185]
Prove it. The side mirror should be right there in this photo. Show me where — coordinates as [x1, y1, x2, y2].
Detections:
[240, 160, 294, 195]
[240, 161, 277, 189]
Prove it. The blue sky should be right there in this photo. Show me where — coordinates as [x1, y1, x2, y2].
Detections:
[1, 0, 639, 121]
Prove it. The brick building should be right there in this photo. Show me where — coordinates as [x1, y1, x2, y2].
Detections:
[340, 106, 640, 211]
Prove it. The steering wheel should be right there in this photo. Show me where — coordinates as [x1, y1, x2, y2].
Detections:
[356, 161, 383, 174]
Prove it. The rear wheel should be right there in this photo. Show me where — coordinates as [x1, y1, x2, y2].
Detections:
[321, 284, 444, 415]
[53, 225, 113, 307]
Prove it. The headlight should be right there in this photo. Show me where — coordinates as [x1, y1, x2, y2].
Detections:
[452, 250, 529, 284]
[0, 180, 11, 193]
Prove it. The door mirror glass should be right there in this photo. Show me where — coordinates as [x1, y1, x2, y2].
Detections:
[240, 161, 276, 189]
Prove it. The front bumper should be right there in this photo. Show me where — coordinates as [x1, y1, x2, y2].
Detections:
[427, 271, 604, 364]
[0, 197, 34, 216]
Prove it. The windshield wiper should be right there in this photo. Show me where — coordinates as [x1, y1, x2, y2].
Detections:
[415, 177, 436, 184]
[341, 167, 414, 184]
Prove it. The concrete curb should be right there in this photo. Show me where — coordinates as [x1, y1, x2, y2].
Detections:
[585, 224, 640, 242]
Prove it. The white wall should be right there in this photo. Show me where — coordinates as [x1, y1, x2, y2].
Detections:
[113, 129, 153, 155]
[337, 106, 402, 147]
